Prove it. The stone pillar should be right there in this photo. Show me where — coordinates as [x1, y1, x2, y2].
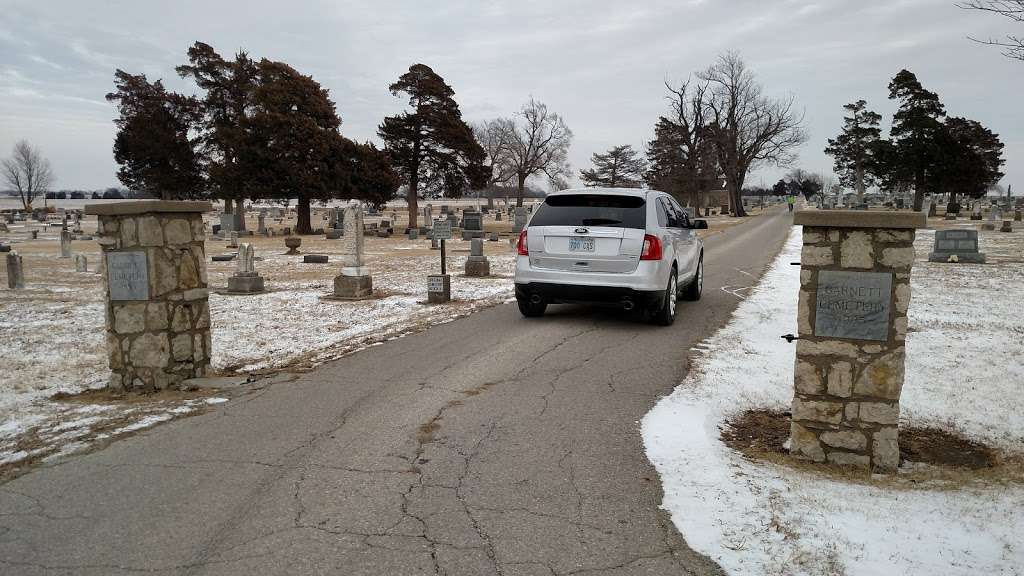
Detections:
[465, 238, 490, 277]
[60, 229, 72, 258]
[6, 252, 24, 289]
[333, 202, 372, 299]
[790, 211, 925, 472]
[85, 200, 213, 391]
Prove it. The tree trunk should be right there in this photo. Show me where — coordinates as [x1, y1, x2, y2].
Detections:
[407, 170, 419, 231]
[236, 198, 247, 232]
[727, 175, 747, 217]
[912, 169, 925, 212]
[296, 196, 312, 234]
[516, 173, 526, 207]
[224, 197, 234, 215]
[855, 161, 865, 204]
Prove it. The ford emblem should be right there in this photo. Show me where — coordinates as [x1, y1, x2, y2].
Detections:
[575, 227, 588, 234]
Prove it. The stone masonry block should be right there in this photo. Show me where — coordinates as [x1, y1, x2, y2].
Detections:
[858, 402, 899, 425]
[820, 429, 867, 451]
[840, 231, 873, 269]
[792, 397, 843, 425]
[826, 361, 853, 397]
[137, 216, 163, 246]
[114, 303, 146, 334]
[164, 218, 192, 245]
[801, 245, 833, 267]
[827, 451, 870, 468]
[797, 339, 860, 359]
[145, 303, 169, 331]
[794, 361, 823, 394]
[875, 230, 913, 243]
[853, 350, 905, 399]
[129, 333, 170, 368]
[872, 428, 899, 472]
[880, 246, 916, 269]
[789, 422, 826, 462]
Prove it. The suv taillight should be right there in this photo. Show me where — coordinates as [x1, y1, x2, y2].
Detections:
[517, 229, 529, 255]
[640, 234, 662, 260]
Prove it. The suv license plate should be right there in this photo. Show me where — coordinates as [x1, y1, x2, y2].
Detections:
[568, 237, 595, 252]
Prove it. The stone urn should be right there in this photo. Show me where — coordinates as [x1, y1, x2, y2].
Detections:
[285, 236, 302, 255]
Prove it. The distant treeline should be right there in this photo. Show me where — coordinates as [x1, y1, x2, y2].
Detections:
[1, 188, 153, 200]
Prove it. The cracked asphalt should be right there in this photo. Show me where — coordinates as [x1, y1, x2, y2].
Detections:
[0, 209, 792, 575]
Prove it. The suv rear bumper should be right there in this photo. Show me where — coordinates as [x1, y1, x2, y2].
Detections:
[515, 282, 666, 308]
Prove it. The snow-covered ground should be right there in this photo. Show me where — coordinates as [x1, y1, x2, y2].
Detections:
[0, 236, 515, 473]
[643, 224, 1024, 575]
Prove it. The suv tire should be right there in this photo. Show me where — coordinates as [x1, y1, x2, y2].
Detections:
[650, 269, 678, 326]
[517, 296, 547, 317]
[682, 254, 703, 301]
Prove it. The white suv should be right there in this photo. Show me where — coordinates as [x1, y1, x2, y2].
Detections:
[514, 188, 706, 325]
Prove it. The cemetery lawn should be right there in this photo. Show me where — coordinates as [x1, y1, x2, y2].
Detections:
[643, 222, 1024, 576]
[0, 230, 514, 476]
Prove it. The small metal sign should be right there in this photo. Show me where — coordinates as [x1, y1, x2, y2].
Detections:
[106, 251, 149, 301]
[432, 219, 452, 240]
[427, 275, 445, 293]
[814, 270, 892, 341]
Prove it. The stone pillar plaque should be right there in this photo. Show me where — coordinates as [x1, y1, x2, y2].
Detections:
[814, 271, 892, 342]
[106, 251, 150, 301]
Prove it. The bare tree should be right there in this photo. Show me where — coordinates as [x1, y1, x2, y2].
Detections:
[958, 1, 1024, 60]
[2, 140, 55, 210]
[646, 79, 719, 213]
[496, 98, 573, 206]
[698, 53, 807, 217]
[473, 118, 517, 205]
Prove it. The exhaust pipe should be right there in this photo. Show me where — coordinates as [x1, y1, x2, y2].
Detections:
[530, 294, 543, 304]
[621, 299, 635, 311]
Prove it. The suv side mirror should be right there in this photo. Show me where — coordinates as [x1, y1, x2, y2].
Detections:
[692, 219, 709, 230]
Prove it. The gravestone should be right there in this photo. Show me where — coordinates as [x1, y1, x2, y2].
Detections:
[304, 254, 329, 263]
[982, 207, 999, 230]
[228, 231, 239, 248]
[60, 229, 72, 258]
[1015, 210, 1022, 222]
[6, 252, 24, 289]
[219, 213, 234, 234]
[1001, 220, 1013, 233]
[495, 211, 502, 221]
[233, 206, 246, 232]
[489, 232, 499, 242]
[75, 254, 87, 272]
[461, 211, 484, 240]
[334, 202, 372, 298]
[227, 243, 264, 293]
[513, 207, 528, 233]
[971, 203, 983, 220]
[86, 200, 213, 391]
[408, 229, 419, 240]
[920, 196, 932, 217]
[465, 238, 490, 277]
[257, 211, 267, 234]
[790, 210, 925, 472]
[928, 229, 985, 263]
[326, 228, 343, 240]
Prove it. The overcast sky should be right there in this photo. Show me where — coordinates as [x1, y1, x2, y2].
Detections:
[1, 0, 1021, 193]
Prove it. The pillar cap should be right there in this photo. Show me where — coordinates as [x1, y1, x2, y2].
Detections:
[794, 210, 926, 229]
[85, 200, 213, 216]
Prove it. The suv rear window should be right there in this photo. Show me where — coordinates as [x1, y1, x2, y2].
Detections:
[529, 194, 646, 229]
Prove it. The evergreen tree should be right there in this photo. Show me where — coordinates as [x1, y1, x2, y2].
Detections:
[176, 42, 259, 217]
[378, 64, 486, 228]
[106, 71, 204, 200]
[824, 100, 882, 203]
[933, 117, 1004, 202]
[580, 145, 645, 188]
[244, 59, 352, 234]
[887, 69, 946, 211]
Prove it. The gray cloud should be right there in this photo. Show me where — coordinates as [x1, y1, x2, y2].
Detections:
[0, 0, 1019, 192]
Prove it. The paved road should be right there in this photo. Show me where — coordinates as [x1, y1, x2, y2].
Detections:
[0, 209, 793, 576]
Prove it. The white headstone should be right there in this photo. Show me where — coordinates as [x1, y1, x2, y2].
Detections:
[340, 202, 366, 275]
[75, 254, 87, 272]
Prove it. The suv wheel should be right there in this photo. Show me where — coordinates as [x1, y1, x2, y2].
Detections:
[517, 295, 547, 317]
[682, 254, 703, 301]
[651, 269, 677, 326]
